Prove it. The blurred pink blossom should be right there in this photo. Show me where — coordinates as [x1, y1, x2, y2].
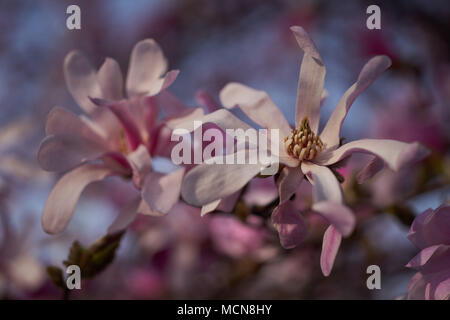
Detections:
[406, 204, 450, 300]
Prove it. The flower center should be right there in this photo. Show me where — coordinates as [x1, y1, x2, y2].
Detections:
[284, 117, 324, 161]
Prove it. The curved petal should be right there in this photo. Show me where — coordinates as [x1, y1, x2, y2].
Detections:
[408, 205, 450, 249]
[45, 107, 107, 147]
[315, 139, 429, 171]
[272, 200, 308, 249]
[126, 39, 168, 97]
[107, 198, 140, 234]
[276, 166, 303, 204]
[142, 168, 185, 214]
[301, 161, 343, 203]
[155, 90, 190, 116]
[356, 156, 385, 184]
[181, 152, 264, 207]
[196, 89, 220, 112]
[42, 164, 114, 234]
[64, 50, 102, 114]
[97, 57, 123, 101]
[320, 55, 392, 148]
[126, 144, 152, 188]
[406, 245, 442, 270]
[38, 134, 107, 172]
[320, 225, 342, 276]
[290, 26, 325, 132]
[220, 82, 291, 137]
[201, 190, 241, 216]
[312, 201, 355, 237]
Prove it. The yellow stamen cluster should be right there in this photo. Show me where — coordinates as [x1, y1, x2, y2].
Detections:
[284, 117, 324, 161]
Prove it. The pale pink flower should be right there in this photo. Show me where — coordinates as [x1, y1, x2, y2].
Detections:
[179, 26, 427, 276]
[38, 39, 202, 234]
[406, 204, 450, 300]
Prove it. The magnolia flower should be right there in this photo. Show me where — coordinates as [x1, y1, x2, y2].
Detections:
[179, 26, 427, 276]
[38, 39, 202, 234]
[406, 204, 450, 300]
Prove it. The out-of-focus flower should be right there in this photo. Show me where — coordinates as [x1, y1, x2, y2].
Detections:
[406, 204, 450, 300]
[209, 214, 267, 259]
[38, 39, 203, 235]
[178, 26, 427, 276]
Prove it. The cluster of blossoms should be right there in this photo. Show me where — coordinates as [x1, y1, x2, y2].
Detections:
[39, 26, 428, 279]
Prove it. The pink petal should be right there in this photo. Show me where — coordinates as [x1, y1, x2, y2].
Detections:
[38, 134, 107, 172]
[95, 99, 143, 151]
[200, 190, 241, 216]
[97, 57, 124, 101]
[42, 164, 114, 234]
[272, 201, 308, 249]
[320, 55, 392, 148]
[142, 168, 185, 214]
[312, 201, 355, 237]
[181, 152, 264, 206]
[196, 90, 220, 112]
[219, 82, 291, 137]
[316, 139, 429, 171]
[243, 177, 278, 207]
[408, 205, 450, 249]
[126, 145, 152, 189]
[126, 39, 169, 97]
[290, 26, 326, 132]
[276, 166, 303, 204]
[356, 156, 385, 184]
[154, 90, 190, 116]
[406, 245, 442, 270]
[45, 107, 106, 147]
[301, 162, 343, 203]
[108, 198, 140, 234]
[320, 225, 342, 276]
[64, 51, 102, 114]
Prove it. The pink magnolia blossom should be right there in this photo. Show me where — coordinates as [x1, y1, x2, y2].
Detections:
[406, 204, 450, 300]
[38, 39, 202, 234]
[179, 26, 428, 276]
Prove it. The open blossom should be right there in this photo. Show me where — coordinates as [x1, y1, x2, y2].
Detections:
[38, 39, 202, 234]
[179, 26, 428, 276]
[406, 204, 450, 300]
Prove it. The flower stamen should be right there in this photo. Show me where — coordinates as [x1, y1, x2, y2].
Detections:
[284, 117, 324, 161]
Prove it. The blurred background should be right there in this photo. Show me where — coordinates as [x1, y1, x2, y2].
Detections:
[0, 0, 449, 299]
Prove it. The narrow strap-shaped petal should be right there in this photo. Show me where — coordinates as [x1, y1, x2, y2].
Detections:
[291, 26, 325, 133]
[312, 201, 355, 237]
[301, 161, 344, 203]
[126, 144, 152, 189]
[42, 163, 114, 234]
[276, 166, 303, 204]
[196, 89, 220, 112]
[320, 55, 392, 148]
[181, 151, 264, 207]
[142, 167, 185, 215]
[220, 82, 291, 137]
[38, 134, 107, 172]
[126, 39, 168, 97]
[356, 156, 385, 184]
[64, 51, 102, 114]
[315, 139, 429, 171]
[272, 200, 308, 249]
[107, 198, 140, 234]
[97, 57, 124, 101]
[320, 225, 342, 276]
